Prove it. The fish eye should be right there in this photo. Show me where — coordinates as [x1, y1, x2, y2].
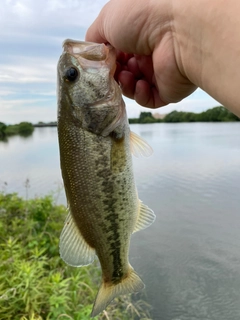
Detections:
[65, 67, 78, 82]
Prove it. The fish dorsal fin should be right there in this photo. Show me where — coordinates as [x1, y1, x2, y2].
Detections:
[133, 200, 156, 233]
[59, 211, 96, 267]
[130, 131, 153, 157]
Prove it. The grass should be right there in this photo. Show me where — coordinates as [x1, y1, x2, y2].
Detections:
[0, 192, 151, 320]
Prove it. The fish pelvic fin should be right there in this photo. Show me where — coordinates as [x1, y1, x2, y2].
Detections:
[59, 211, 96, 267]
[91, 267, 145, 317]
[133, 200, 156, 233]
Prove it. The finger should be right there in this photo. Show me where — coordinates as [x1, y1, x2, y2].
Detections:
[118, 70, 136, 99]
[85, 16, 107, 44]
[116, 51, 133, 65]
[135, 55, 154, 83]
[85, 2, 112, 44]
[86, 1, 128, 48]
[127, 57, 142, 79]
[86, 0, 151, 54]
[134, 80, 167, 108]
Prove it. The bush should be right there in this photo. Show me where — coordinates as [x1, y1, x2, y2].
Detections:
[5, 124, 19, 135]
[3, 122, 34, 137]
[129, 112, 160, 124]
[18, 122, 34, 135]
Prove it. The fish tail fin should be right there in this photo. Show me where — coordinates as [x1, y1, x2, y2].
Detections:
[91, 267, 145, 317]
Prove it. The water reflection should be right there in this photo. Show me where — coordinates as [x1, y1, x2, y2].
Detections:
[0, 131, 34, 144]
[19, 131, 34, 138]
[0, 127, 64, 203]
[129, 123, 240, 320]
[0, 136, 8, 143]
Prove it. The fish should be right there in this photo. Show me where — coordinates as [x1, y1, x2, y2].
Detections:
[57, 39, 155, 317]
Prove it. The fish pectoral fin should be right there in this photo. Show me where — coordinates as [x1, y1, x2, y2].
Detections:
[91, 266, 144, 317]
[133, 200, 156, 233]
[130, 131, 153, 157]
[59, 211, 96, 267]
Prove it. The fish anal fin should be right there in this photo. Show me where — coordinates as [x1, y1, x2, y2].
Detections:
[130, 131, 153, 157]
[59, 211, 96, 267]
[91, 267, 144, 317]
[133, 200, 156, 233]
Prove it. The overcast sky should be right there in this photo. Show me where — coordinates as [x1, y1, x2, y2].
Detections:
[1, 0, 220, 124]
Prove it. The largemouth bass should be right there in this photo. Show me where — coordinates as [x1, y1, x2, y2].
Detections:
[57, 39, 155, 317]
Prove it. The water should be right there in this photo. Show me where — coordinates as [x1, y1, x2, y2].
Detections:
[1, 123, 240, 320]
[0, 127, 64, 202]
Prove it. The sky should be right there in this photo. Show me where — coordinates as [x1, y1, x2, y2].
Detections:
[0, 0, 220, 124]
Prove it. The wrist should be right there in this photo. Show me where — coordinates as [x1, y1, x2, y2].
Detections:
[171, 0, 208, 87]
[171, 0, 240, 115]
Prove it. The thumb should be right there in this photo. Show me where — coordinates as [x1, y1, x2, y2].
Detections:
[85, 17, 107, 44]
[85, 2, 112, 44]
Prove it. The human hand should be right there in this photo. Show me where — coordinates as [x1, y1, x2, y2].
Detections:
[86, 0, 197, 109]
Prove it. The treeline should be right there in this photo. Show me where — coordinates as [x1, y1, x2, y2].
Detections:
[129, 107, 240, 124]
[164, 106, 239, 122]
[0, 122, 34, 139]
[129, 112, 161, 124]
[34, 121, 57, 127]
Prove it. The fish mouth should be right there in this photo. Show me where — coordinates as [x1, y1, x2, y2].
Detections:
[62, 39, 116, 76]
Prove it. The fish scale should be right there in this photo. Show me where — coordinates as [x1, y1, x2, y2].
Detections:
[60, 124, 134, 274]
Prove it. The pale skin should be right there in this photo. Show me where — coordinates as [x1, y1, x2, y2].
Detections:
[86, 0, 240, 117]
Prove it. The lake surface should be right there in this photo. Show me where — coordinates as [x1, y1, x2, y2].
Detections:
[1, 123, 240, 320]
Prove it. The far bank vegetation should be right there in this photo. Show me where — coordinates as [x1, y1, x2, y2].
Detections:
[129, 106, 240, 124]
[1, 106, 238, 140]
[0, 122, 34, 139]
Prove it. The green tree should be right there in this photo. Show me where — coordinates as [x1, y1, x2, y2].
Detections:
[164, 106, 239, 122]
[198, 106, 239, 122]
[129, 106, 239, 124]
[141, 116, 156, 123]
[139, 112, 154, 123]
[0, 122, 7, 139]
[4, 122, 34, 137]
[128, 118, 140, 124]
[164, 111, 185, 122]
[18, 122, 34, 135]
[182, 112, 196, 122]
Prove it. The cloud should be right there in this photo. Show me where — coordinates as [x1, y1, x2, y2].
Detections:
[0, 0, 104, 32]
[1, 98, 53, 109]
[0, 0, 223, 124]
[12, 0, 32, 18]
[0, 62, 56, 84]
[0, 0, 108, 124]
[1, 99, 57, 124]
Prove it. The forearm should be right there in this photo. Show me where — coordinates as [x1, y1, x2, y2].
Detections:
[172, 0, 240, 116]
